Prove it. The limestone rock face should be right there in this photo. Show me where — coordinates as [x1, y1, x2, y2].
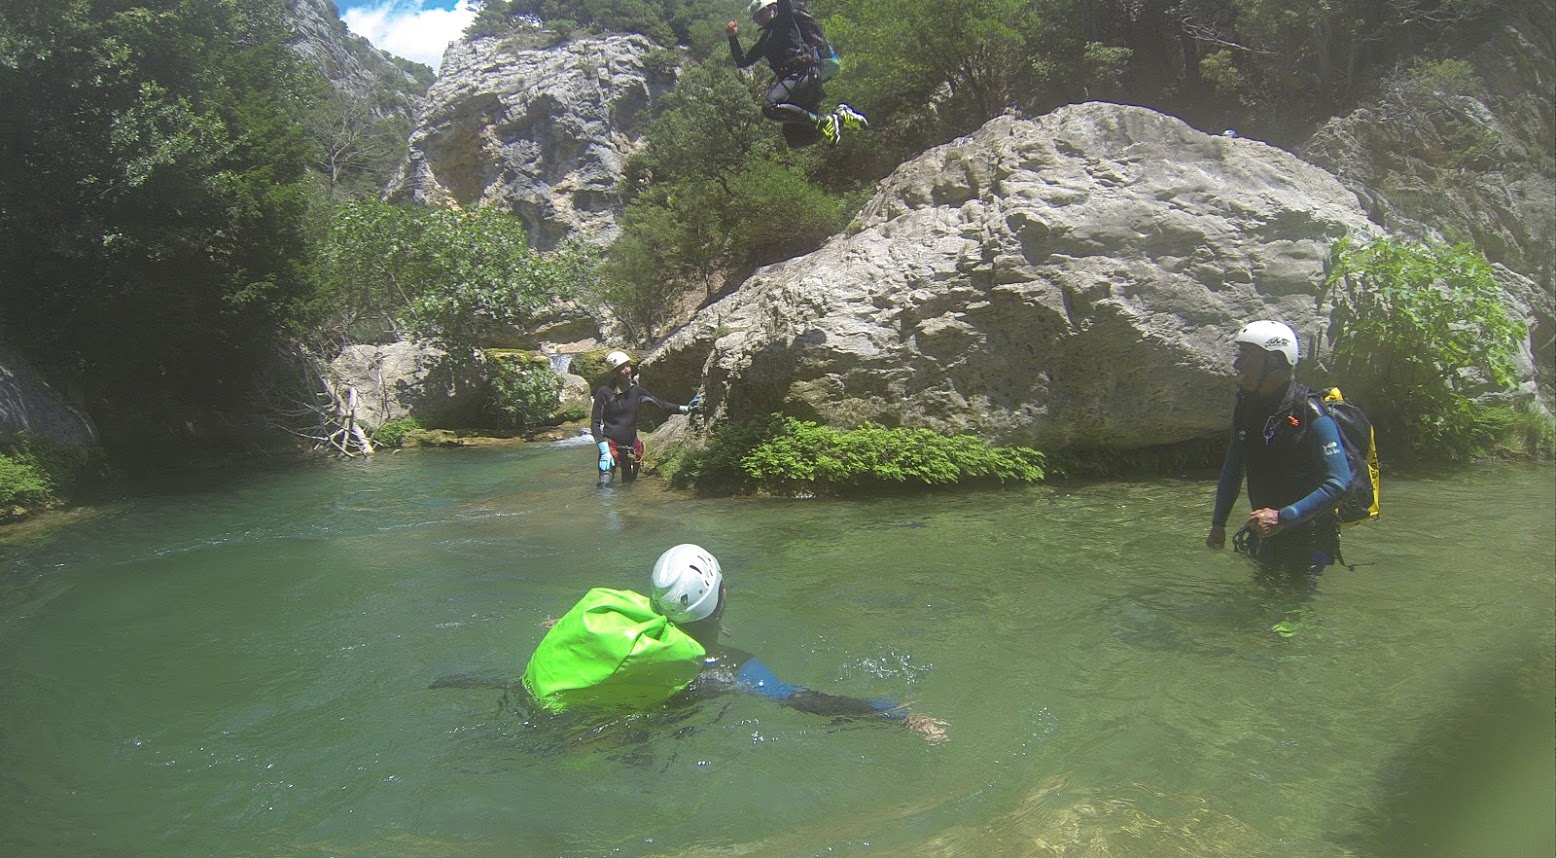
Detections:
[327, 342, 490, 432]
[648, 103, 1394, 452]
[1301, 3, 1554, 397]
[389, 34, 672, 250]
[286, 0, 430, 118]
[0, 342, 95, 448]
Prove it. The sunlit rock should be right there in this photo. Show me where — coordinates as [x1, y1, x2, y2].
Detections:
[650, 103, 1397, 452]
[388, 33, 673, 250]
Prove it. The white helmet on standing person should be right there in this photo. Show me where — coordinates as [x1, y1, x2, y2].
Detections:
[1233, 320, 1299, 368]
[650, 544, 723, 624]
[748, 0, 777, 21]
[604, 350, 633, 372]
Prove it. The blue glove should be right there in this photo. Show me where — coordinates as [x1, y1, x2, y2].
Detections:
[680, 393, 703, 414]
[597, 441, 613, 471]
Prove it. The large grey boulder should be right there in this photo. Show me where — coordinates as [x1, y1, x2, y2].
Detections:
[388, 33, 672, 250]
[0, 342, 96, 448]
[649, 103, 1399, 452]
[327, 342, 490, 431]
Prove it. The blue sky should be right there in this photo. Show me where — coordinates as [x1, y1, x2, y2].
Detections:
[333, 0, 477, 70]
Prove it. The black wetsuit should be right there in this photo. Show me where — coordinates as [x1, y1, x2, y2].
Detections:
[729, 0, 822, 143]
[590, 382, 683, 482]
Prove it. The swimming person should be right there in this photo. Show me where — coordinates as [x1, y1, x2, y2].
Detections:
[522, 543, 948, 742]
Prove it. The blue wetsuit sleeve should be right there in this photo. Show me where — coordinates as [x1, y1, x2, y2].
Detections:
[1211, 428, 1243, 527]
[1278, 414, 1351, 525]
[734, 655, 801, 701]
[734, 657, 906, 720]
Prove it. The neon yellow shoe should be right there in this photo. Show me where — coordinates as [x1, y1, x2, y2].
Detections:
[816, 112, 842, 146]
[835, 103, 869, 130]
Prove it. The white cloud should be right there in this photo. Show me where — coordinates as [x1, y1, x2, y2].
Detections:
[342, 1, 477, 71]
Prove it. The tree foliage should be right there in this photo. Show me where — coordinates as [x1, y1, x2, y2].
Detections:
[468, 0, 737, 45]
[1319, 236, 1527, 459]
[0, 0, 320, 436]
[487, 358, 564, 430]
[313, 200, 585, 360]
[602, 62, 852, 342]
[306, 90, 413, 201]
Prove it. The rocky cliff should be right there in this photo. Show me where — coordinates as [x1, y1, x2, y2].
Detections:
[643, 103, 1544, 454]
[286, 0, 431, 120]
[0, 342, 96, 448]
[1300, 1, 1554, 394]
[388, 33, 673, 250]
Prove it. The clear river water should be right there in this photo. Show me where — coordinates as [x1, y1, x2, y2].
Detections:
[2, 441, 1552, 857]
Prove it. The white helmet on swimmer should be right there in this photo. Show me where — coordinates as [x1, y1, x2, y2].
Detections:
[748, 0, 777, 21]
[1234, 320, 1299, 368]
[650, 543, 723, 624]
[604, 350, 633, 371]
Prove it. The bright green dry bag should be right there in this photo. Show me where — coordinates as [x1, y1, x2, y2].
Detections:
[521, 588, 706, 712]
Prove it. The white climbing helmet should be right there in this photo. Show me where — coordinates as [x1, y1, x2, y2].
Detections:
[1233, 320, 1299, 368]
[650, 544, 723, 624]
[604, 350, 633, 372]
[748, 0, 777, 21]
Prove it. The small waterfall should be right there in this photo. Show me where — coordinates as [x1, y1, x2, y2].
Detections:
[547, 353, 574, 374]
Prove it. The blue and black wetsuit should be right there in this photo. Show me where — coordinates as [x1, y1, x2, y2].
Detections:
[1212, 381, 1352, 575]
[684, 646, 907, 721]
[729, 0, 823, 135]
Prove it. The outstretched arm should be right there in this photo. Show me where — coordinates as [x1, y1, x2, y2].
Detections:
[731, 655, 948, 742]
[639, 389, 700, 415]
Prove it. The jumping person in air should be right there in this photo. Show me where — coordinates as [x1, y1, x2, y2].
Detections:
[590, 350, 700, 487]
[522, 543, 949, 743]
[1205, 321, 1352, 585]
[727, 0, 866, 148]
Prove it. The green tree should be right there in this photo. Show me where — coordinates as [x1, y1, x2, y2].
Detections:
[306, 89, 413, 201]
[823, 0, 1040, 138]
[314, 200, 582, 360]
[487, 358, 564, 430]
[0, 0, 321, 442]
[602, 62, 850, 342]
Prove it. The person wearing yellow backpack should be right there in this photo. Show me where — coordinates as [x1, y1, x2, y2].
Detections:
[1204, 321, 1353, 583]
[522, 544, 948, 743]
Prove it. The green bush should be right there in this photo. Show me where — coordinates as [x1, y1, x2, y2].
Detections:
[488, 360, 564, 431]
[0, 452, 53, 508]
[670, 415, 1044, 495]
[1321, 236, 1528, 461]
[371, 417, 422, 449]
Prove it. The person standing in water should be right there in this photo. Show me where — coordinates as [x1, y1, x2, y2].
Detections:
[1205, 320, 1352, 584]
[590, 350, 700, 486]
[522, 543, 949, 743]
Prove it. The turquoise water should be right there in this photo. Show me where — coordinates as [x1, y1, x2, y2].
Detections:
[1, 443, 1551, 856]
